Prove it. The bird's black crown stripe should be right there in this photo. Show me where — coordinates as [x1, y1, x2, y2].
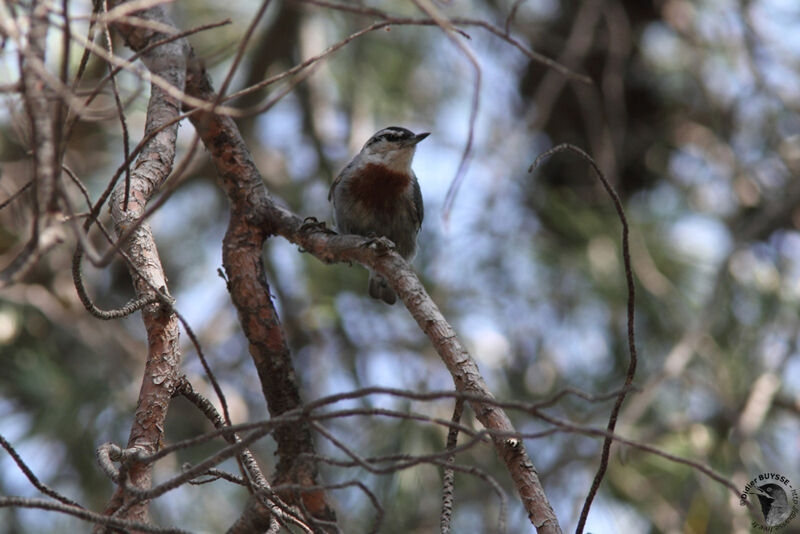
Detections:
[368, 127, 415, 145]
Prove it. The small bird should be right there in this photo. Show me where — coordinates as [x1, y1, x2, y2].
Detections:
[329, 126, 428, 304]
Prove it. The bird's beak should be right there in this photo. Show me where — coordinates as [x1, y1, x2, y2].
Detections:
[413, 132, 430, 144]
[753, 488, 773, 500]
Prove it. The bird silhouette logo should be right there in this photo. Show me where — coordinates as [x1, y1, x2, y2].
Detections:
[754, 483, 792, 527]
[739, 473, 799, 530]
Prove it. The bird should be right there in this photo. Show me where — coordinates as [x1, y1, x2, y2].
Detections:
[755, 483, 791, 526]
[329, 126, 428, 304]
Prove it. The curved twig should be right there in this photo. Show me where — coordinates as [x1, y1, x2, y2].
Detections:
[529, 143, 637, 532]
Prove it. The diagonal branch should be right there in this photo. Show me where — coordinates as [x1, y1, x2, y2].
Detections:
[91, 0, 188, 524]
[289, 228, 564, 534]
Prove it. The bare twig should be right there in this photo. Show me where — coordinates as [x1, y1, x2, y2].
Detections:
[186, 50, 338, 526]
[83, 0, 189, 524]
[177, 380, 269, 490]
[530, 143, 638, 533]
[90, 384, 744, 524]
[293, 0, 590, 83]
[0, 224, 65, 289]
[101, 0, 133, 210]
[0, 0, 58, 287]
[0, 496, 189, 534]
[411, 0, 480, 225]
[440, 397, 464, 534]
[505, 0, 527, 35]
[0, 180, 33, 211]
[0, 434, 83, 508]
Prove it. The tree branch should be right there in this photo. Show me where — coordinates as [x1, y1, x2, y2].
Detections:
[95, 0, 188, 524]
[184, 56, 337, 529]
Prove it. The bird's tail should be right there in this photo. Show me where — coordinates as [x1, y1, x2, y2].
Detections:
[368, 271, 396, 305]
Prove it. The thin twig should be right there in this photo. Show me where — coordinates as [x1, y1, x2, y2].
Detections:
[505, 0, 527, 35]
[440, 397, 464, 534]
[102, 0, 133, 211]
[529, 143, 638, 533]
[411, 0, 481, 226]
[0, 496, 189, 534]
[0, 434, 83, 508]
[0, 180, 33, 211]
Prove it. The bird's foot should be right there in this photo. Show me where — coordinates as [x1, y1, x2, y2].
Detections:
[300, 216, 336, 235]
[361, 235, 396, 254]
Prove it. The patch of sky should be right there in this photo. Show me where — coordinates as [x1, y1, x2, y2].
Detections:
[360, 349, 431, 399]
[669, 144, 731, 188]
[632, 181, 684, 221]
[256, 93, 319, 179]
[334, 292, 418, 348]
[582, 494, 651, 534]
[267, 238, 309, 298]
[750, 0, 800, 56]
[732, 95, 779, 161]
[694, 0, 746, 44]
[667, 213, 732, 265]
[784, 356, 800, 396]
[752, 155, 789, 191]
[543, 303, 612, 383]
[641, 22, 692, 71]
[701, 53, 754, 106]
[686, 385, 720, 422]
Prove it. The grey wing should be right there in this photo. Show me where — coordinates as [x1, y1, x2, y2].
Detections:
[412, 174, 424, 231]
[329, 160, 353, 202]
[328, 172, 341, 202]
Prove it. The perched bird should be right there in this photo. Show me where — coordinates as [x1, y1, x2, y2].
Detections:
[329, 126, 428, 304]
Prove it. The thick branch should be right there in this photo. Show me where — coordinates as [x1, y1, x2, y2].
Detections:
[99, 1, 188, 525]
[185, 61, 337, 527]
[103, 1, 337, 529]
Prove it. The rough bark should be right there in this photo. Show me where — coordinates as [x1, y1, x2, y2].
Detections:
[101, 2, 188, 524]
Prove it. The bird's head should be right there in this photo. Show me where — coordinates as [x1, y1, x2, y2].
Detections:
[358, 126, 429, 172]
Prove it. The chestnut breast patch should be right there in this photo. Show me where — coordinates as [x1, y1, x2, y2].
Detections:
[347, 163, 411, 213]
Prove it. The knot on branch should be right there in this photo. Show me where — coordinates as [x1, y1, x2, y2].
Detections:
[154, 285, 176, 315]
[174, 375, 193, 398]
[96, 443, 148, 484]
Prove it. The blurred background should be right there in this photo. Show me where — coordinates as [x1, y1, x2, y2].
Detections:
[1, 0, 800, 532]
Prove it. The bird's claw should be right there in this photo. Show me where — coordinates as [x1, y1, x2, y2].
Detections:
[300, 216, 336, 235]
[361, 235, 395, 253]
